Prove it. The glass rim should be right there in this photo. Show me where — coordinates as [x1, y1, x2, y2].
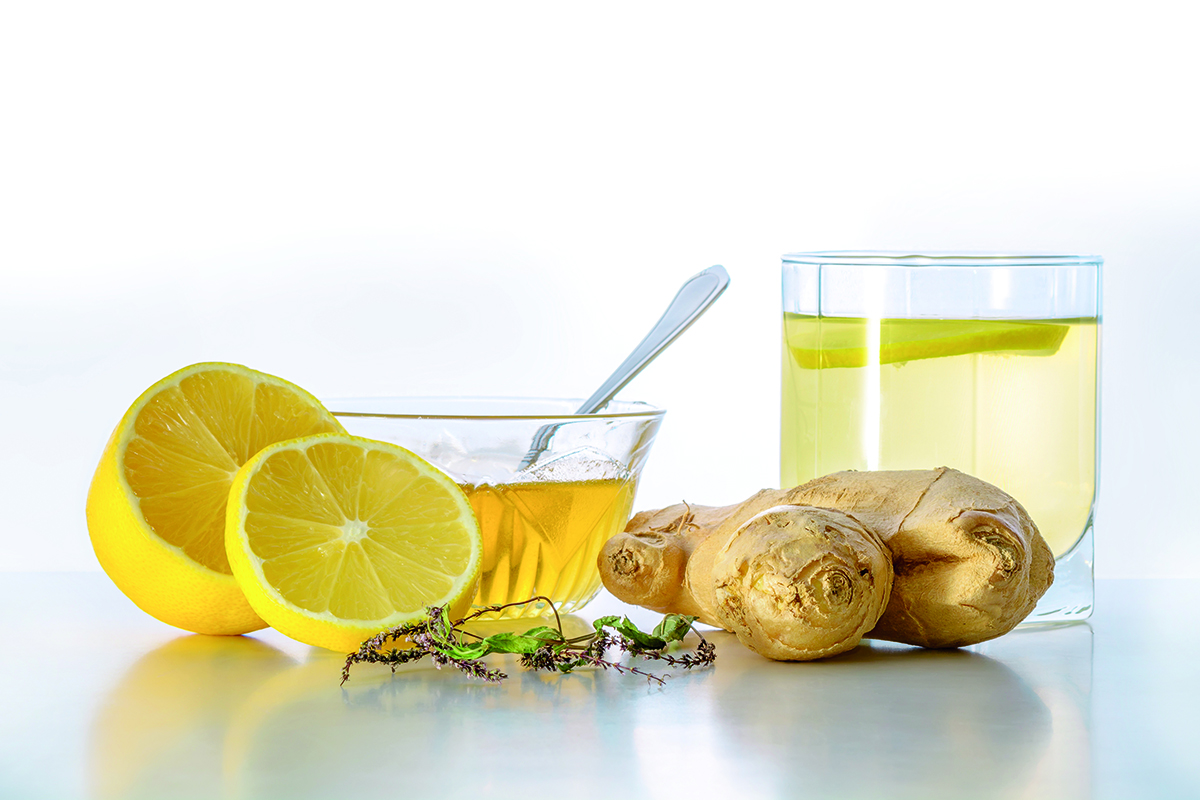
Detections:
[325, 396, 666, 422]
[782, 251, 1103, 267]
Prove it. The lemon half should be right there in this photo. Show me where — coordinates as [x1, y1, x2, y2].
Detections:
[86, 362, 345, 635]
[225, 433, 483, 653]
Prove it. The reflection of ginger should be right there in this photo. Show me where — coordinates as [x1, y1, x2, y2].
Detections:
[600, 468, 1054, 659]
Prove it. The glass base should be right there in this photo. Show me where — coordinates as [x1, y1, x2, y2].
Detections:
[1023, 520, 1094, 625]
[469, 585, 603, 621]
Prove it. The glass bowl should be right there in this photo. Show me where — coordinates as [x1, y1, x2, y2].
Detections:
[329, 398, 664, 619]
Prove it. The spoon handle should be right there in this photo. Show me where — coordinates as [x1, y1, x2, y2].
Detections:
[575, 264, 730, 414]
[518, 265, 730, 470]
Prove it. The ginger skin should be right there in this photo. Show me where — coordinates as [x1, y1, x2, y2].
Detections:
[709, 505, 893, 660]
[602, 501, 892, 660]
[600, 468, 1055, 658]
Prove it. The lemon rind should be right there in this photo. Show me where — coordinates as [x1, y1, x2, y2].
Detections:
[87, 361, 345, 635]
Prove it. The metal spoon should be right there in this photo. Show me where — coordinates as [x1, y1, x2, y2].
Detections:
[519, 265, 730, 469]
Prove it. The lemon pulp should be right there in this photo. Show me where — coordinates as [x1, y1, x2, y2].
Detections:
[87, 362, 344, 635]
[226, 434, 482, 651]
[122, 368, 345, 573]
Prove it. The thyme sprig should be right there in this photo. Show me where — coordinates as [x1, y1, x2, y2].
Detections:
[341, 596, 715, 686]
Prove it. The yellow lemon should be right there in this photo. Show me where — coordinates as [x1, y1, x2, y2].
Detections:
[87, 362, 345, 634]
[225, 433, 483, 653]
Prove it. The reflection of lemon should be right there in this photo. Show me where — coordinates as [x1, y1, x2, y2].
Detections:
[786, 316, 1070, 369]
[87, 363, 344, 634]
[223, 655, 462, 799]
[223, 650, 606, 799]
[225, 434, 483, 653]
[90, 635, 293, 800]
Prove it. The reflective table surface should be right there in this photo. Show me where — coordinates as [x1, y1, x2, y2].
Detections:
[2, 575, 1197, 799]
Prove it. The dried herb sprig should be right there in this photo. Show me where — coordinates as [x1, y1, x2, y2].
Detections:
[341, 596, 715, 686]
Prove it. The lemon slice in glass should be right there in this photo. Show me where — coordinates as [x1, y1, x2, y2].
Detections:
[225, 433, 483, 652]
[86, 362, 345, 635]
[787, 317, 1071, 369]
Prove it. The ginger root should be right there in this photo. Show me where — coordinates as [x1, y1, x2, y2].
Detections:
[599, 468, 1054, 659]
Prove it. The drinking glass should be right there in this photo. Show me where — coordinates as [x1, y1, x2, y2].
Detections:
[781, 252, 1101, 622]
[331, 397, 664, 619]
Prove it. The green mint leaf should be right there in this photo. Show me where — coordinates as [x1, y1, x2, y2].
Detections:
[521, 626, 566, 644]
[598, 616, 667, 651]
[592, 615, 621, 634]
[480, 632, 551, 655]
[445, 641, 490, 660]
[554, 651, 588, 673]
[652, 614, 698, 643]
[435, 608, 456, 638]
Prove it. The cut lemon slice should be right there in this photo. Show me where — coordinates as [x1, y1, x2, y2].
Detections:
[225, 433, 483, 653]
[787, 316, 1071, 369]
[86, 362, 345, 635]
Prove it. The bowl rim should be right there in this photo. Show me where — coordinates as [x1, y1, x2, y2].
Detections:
[324, 396, 666, 421]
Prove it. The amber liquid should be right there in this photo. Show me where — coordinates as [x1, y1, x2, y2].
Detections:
[463, 478, 636, 619]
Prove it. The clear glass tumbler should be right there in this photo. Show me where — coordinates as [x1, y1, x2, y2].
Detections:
[781, 252, 1101, 622]
[330, 398, 664, 619]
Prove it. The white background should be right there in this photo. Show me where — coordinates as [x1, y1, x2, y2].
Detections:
[2, 1, 1196, 577]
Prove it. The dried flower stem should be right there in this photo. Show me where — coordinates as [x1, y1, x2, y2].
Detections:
[341, 597, 715, 686]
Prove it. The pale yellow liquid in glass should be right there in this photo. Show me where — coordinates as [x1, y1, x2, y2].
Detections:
[781, 314, 1098, 557]
[463, 478, 636, 618]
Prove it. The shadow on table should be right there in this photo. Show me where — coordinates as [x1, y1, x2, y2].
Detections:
[668, 624, 1092, 800]
[714, 645, 1050, 798]
[88, 619, 1092, 800]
